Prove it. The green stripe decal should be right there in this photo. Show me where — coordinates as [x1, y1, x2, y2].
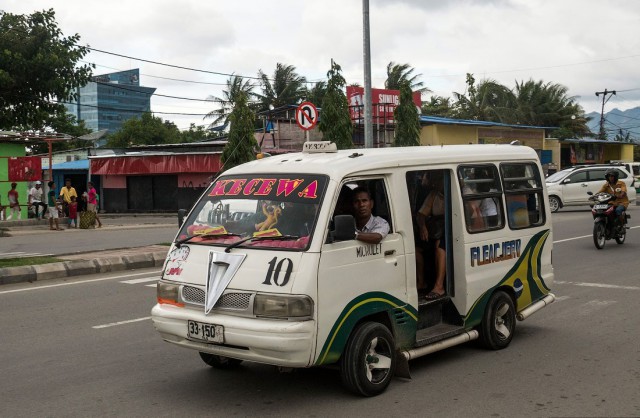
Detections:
[464, 229, 551, 327]
[316, 292, 417, 365]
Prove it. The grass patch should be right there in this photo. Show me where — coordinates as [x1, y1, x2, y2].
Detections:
[158, 242, 173, 246]
[0, 256, 64, 268]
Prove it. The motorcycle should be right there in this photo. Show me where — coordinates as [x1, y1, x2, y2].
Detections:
[587, 191, 630, 249]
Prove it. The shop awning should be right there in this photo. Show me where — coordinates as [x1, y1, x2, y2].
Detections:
[90, 154, 222, 175]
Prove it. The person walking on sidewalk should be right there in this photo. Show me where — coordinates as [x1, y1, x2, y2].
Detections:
[87, 181, 102, 228]
[6, 182, 21, 220]
[59, 178, 77, 217]
[28, 181, 47, 220]
[47, 181, 63, 231]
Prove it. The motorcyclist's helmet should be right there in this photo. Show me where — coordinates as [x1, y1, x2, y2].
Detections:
[605, 168, 619, 182]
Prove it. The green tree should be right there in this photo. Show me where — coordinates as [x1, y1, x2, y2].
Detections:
[306, 81, 327, 108]
[512, 79, 589, 138]
[0, 9, 93, 130]
[393, 81, 421, 147]
[205, 75, 255, 128]
[453, 74, 514, 122]
[256, 63, 307, 111]
[221, 92, 258, 172]
[385, 62, 429, 93]
[179, 124, 223, 143]
[106, 112, 181, 147]
[422, 96, 455, 118]
[318, 60, 353, 149]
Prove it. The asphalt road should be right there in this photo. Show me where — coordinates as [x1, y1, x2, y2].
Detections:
[0, 217, 179, 256]
[1, 207, 639, 417]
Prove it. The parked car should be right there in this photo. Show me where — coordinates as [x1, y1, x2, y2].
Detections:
[545, 165, 636, 212]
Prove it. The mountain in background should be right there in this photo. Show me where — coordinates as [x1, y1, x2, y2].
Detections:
[586, 107, 640, 142]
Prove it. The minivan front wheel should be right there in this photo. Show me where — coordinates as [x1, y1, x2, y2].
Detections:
[549, 196, 560, 213]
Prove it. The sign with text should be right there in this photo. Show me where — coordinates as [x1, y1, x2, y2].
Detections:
[346, 86, 421, 124]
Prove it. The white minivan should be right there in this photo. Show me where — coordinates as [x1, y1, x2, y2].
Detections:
[151, 142, 555, 396]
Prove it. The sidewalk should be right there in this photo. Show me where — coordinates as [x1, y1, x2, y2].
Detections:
[0, 245, 170, 285]
[0, 213, 174, 285]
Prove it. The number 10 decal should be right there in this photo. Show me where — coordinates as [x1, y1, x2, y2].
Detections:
[263, 257, 293, 286]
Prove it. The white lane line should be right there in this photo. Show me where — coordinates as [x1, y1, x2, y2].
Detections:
[0, 270, 163, 295]
[554, 225, 640, 244]
[554, 295, 571, 302]
[0, 252, 53, 259]
[120, 277, 159, 284]
[555, 280, 640, 290]
[145, 284, 157, 288]
[92, 316, 152, 329]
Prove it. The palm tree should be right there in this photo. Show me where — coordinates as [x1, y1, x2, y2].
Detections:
[205, 75, 255, 128]
[453, 74, 514, 122]
[256, 63, 307, 111]
[385, 62, 430, 93]
[306, 81, 327, 107]
[512, 79, 589, 137]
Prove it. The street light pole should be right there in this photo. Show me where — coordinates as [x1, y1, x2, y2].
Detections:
[362, 0, 373, 148]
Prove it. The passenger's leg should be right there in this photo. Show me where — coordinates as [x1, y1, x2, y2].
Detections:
[430, 241, 446, 296]
[416, 245, 425, 291]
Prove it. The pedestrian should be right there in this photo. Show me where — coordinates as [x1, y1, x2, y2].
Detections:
[6, 182, 21, 220]
[68, 195, 78, 228]
[87, 181, 102, 228]
[28, 181, 48, 220]
[0, 194, 6, 221]
[59, 178, 77, 217]
[47, 181, 63, 231]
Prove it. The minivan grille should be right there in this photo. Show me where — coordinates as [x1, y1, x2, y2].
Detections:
[181, 286, 251, 310]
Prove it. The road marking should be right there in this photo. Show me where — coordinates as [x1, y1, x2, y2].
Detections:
[0, 270, 163, 295]
[0, 251, 54, 259]
[120, 277, 159, 284]
[555, 280, 640, 290]
[553, 225, 640, 244]
[553, 295, 571, 302]
[92, 316, 152, 329]
[146, 284, 157, 288]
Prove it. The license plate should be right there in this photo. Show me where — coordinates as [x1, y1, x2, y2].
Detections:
[594, 204, 608, 210]
[187, 320, 224, 343]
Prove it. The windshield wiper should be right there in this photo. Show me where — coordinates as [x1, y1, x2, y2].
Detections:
[175, 232, 242, 248]
[224, 235, 300, 253]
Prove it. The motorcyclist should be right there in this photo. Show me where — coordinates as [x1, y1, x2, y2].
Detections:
[597, 168, 629, 228]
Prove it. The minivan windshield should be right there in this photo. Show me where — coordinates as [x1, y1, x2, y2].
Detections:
[177, 173, 328, 250]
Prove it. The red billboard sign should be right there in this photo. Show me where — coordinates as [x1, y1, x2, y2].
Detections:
[346, 86, 421, 124]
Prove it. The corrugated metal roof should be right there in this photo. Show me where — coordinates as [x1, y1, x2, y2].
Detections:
[42, 159, 89, 170]
[419, 115, 555, 130]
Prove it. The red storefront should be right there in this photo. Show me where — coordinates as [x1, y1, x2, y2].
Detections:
[90, 151, 222, 212]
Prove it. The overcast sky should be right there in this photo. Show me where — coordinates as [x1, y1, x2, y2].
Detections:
[6, 0, 640, 130]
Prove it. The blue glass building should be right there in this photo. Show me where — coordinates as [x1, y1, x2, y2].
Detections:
[65, 69, 156, 133]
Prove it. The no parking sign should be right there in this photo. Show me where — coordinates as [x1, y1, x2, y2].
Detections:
[295, 102, 318, 131]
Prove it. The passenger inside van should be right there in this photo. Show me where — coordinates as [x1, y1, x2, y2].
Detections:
[410, 172, 432, 293]
[417, 171, 446, 300]
[352, 187, 389, 244]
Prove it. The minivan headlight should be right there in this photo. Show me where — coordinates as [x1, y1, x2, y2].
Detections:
[254, 294, 313, 319]
[157, 281, 184, 307]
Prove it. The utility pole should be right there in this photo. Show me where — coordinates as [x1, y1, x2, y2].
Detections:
[595, 88, 616, 140]
[362, 0, 373, 148]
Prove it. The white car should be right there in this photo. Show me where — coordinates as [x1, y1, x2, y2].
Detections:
[546, 165, 636, 212]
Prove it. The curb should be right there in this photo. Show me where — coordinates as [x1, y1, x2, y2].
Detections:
[0, 250, 168, 286]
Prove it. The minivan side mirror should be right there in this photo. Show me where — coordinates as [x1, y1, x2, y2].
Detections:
[561, 178, 571, 184]
[178, 209, 187, 227]
[333, 214, 356, 241]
